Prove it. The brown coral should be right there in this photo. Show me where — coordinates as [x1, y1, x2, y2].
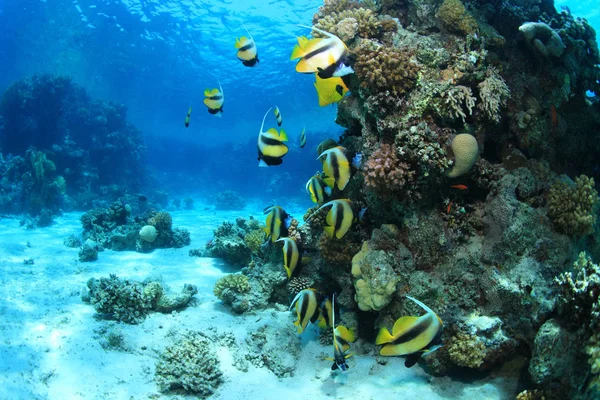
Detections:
[364, 143, 415, 196]
[354, 45, 419, 101]
[288, 276, 314, 296]
[148, 211, 173, 232]
[314, 8, 381, 41]
[318, 232, 361, 267]
[447, 331, 487, 368]
[287, 218, 302, 243]
[303, 205, 328, 231]
[548, 175, 599, 236]
[436, 0, 479, 36]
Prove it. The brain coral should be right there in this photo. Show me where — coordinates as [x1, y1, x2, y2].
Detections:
[139, 225, 158, 243]
[447, 133, 478, 178]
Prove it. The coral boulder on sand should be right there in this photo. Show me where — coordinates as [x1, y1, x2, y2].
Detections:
[155, 330, 223, 397]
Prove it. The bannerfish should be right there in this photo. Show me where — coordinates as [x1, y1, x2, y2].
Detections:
[274, 106, 282, 127]
[235, 24, 259, 67]
[329, 294, 355, 371]
[316, 139, 338, 158]
[307, 199, 355, 239]
[318, 146, 351, 191]
[375, 295, 444, 368]
[290, 25, 354, 79]
[184, 107, 192, 127]
[299, 125, 307, 148]
[257, 107, 289, 167]
[316, 296, 334, 329]
[276, 237, 301, 279]
[289, 288, 319, 334]
[263, 205, 290, 242]
[305, 174, 333, 204]
[203, 81, 224, 116]
[314, 75, 349, 106]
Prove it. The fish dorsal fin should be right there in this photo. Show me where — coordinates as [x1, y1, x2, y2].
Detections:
[298, 24, 335, 39]
[278, 128, 288, 142]
[392, 316, 419, 337]
[241, 22, 254, 42]
[405, 296, 436, 315]
[259, 107, 273, 136]
[218, 80, 223, 99]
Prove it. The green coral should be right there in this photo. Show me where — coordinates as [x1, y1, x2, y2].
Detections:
[436, 0, 479, 36]
[548, 175, 599, 236]
[447, 331, 487, 368]
[155, 330, 223, 396]
[244, 228, 265, 255]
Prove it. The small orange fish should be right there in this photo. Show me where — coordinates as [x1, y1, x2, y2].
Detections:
[450, 184, 468, 190]
[550, 104, 558, 131]
[447, 201, 453, 214]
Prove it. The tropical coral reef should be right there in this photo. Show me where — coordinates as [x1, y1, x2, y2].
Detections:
[213, 190, 247, 210]
[83, 274, 197, 324]
[548, 175, 599, 236]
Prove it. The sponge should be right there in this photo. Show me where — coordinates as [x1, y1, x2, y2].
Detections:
[447, 134, 478, 178]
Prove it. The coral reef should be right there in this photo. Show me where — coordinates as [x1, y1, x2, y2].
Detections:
[83, 274, 196, 324]
[314, 8, 381, 41]
[548, 175, 599, 236]
[446, 331, 486, 368]
[436, 0, 479, 36]
[447, 133, 479, 178]
[213, 274, 251, 314]
[203, 219, 253, 267]
[0, 74, 146, 205]
[155, 330, 223, 396]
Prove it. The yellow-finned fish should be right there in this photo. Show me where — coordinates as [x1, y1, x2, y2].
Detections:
[258, 107, 289, 167]
[329, 294, 355, 371]
[203, 81, 224, 116]
[263, 205, 290, 242]
[277, 237, 300, 279]
[375, 296, 444, 368]
[316, 296, 334, 329]
[299, 125, 307, 148]
[314, 75, 349, 106]
[318, 146, 351, 191]
[290, 25, 354, 79]
[274, 106, 282, 127]
[184, 107, 192, 128]
[235, 24, 259, 67]
[289, 288, 319, 334]
[307, 199, 354, 239]
[305, 174, 333, 204]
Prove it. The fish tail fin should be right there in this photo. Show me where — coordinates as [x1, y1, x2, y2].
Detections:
[375, 327, 394, 345]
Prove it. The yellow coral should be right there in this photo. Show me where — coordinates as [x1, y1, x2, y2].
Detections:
[148, 211, 173, 232]
[436, 0, 479, 36]
[314, 8, 380, 41]
[447, 134, 478, 178]
[213, 274, 250, 299]
[447, 331, 486, 368]
[548, 175, 599, 236]
[244, 229, 264, 255]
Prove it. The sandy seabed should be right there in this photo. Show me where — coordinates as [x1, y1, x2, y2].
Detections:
[0, 203, 519, 400]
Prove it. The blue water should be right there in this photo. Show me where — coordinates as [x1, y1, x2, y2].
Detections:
[0, 0, 597, 201]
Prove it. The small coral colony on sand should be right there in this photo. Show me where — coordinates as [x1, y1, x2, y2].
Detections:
[187, 21, 473, 371]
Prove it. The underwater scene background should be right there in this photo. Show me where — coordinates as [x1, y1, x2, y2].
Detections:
[1, 0, 600, 399]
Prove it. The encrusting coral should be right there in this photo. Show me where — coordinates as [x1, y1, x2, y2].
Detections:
[155, 330, 223, 397]
[548, 175, 599, 236]
[363, 143, 415, 196]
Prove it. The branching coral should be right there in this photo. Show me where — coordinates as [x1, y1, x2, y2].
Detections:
[548, 175, 599, 236]
[244, 229, 265, 255]
[314, 0, 361, 20]
[214, 274, 251, 299]
[155, 330, 223, 397]
[354, 44, 419, 102]
[477, 68, 510, 123]
[364, 143, 415, 195]
[440, 84, 476, 121]
[447, 331, 487, 368]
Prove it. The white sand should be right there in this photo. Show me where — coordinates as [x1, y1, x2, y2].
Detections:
[0, 205, 518, 399]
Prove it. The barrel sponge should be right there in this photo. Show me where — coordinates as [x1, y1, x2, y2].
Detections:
[139, 225, 158, 243]
[447, 134, 478, 178]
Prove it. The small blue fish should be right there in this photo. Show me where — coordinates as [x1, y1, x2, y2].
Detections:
[352, 152, 362, 170]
